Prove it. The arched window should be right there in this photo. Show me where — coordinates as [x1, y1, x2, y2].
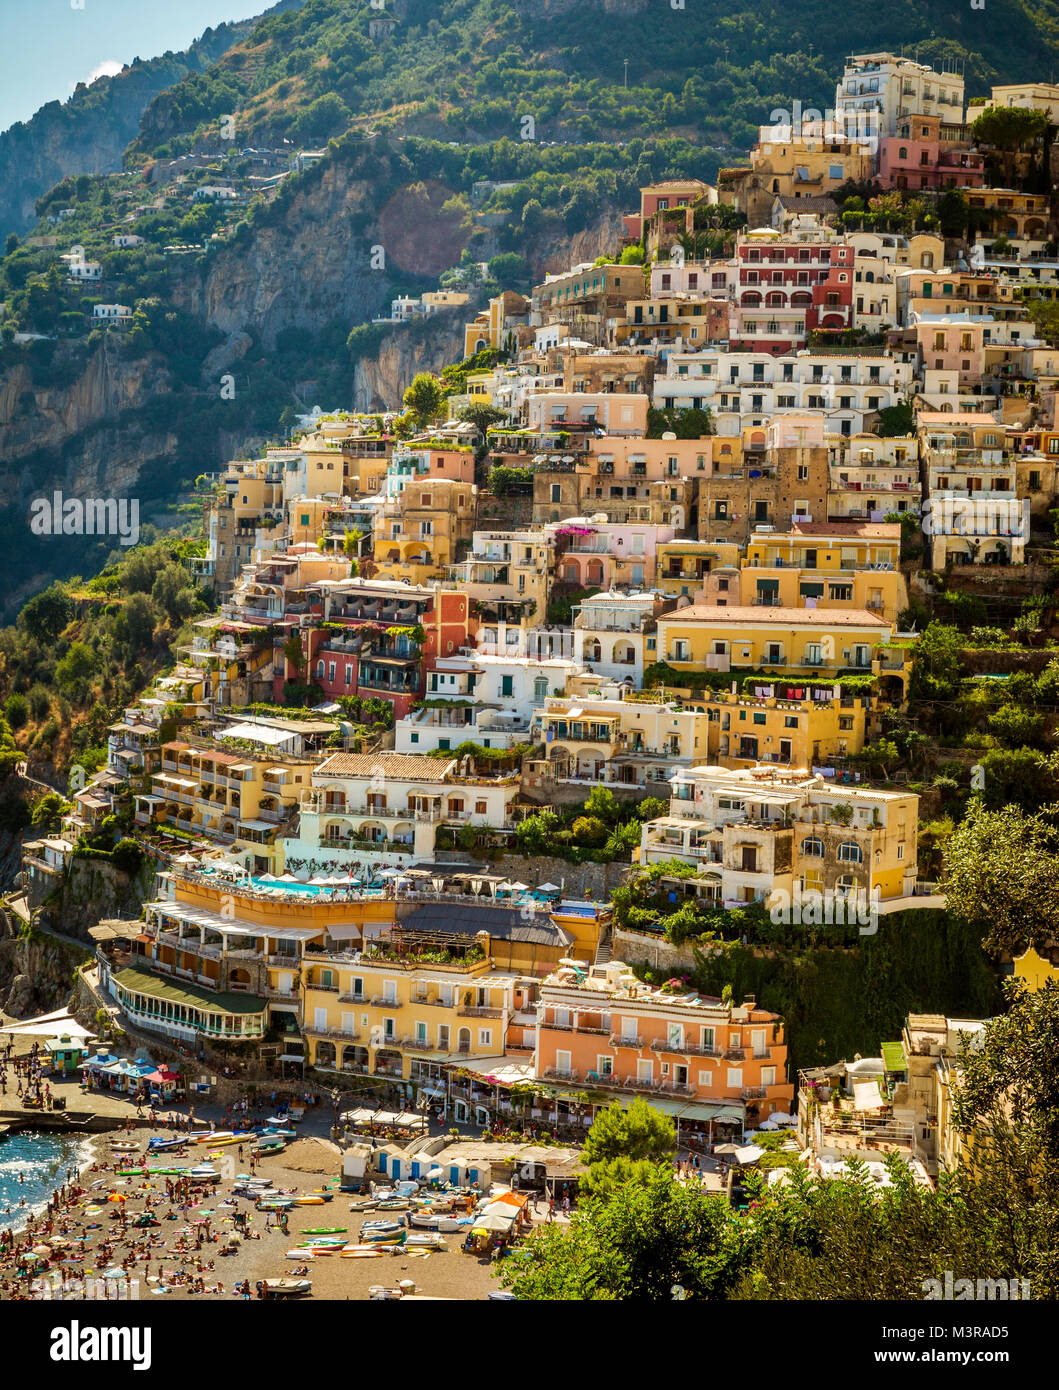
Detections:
[898, 147, 908, 160]
[836, 841, 863, 863]
[801, 836, 825, 858]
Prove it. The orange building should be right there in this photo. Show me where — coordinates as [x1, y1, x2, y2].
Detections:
[534, 960, 794, 1131]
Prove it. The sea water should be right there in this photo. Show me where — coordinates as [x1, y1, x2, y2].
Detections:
[0, 1130, 94, 1230]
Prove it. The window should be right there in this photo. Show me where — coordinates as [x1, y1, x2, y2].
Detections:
[801, 836, 825, 857]
[598, 1056, 613, 1077]
[478, 1028, 493, 1047]
[727, 1068, 743, 1088]
[837, 841, 863, 863]
[761, 1067, 776, 1087]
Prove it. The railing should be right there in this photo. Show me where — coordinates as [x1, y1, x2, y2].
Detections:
[458, 1006, 503, 1018]
[609, 1033, 644, 1048]
[369, 995, 402, 1008]
[741, 1086, 768, 1100]
[543, 1067, 579, 1082]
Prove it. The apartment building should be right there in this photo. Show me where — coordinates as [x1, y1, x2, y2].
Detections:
[287, 752, 520, 866]
[372, 476, 476, 587]
[834, 53, 964, 138]
[827, 436, 921, 521]
[396, 652, 583, 754]
[655, 347, 911, 435]
[654, 603, 909, 697]
[729, 231, 855, 353]
[690, 684, 870, 770]
[572, 590, 669, 686]
[918, 411, 1027, 566]
[448, 528, 554, 620]
[742, 521, 906, 622]
[726, 128, 872, 227]
[193, 456, 289, 596]
[527, 692, 711, 791]
[302, 930, 522, 1082]
[137, 730, 322, 870]
[877, 113, 984, 191]
[535, 960, 794, 1127]
[656, 539, 742, 600]
[640, 764, 919, 905]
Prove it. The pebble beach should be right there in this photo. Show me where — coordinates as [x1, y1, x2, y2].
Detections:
[0, 1124, 513, 1302]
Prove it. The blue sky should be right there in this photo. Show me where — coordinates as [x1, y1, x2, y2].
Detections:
[0, 0, 271, 134]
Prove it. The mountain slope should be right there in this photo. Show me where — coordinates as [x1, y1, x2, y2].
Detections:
[0, 2, 303, 240]
[125, 0, 1059, 160]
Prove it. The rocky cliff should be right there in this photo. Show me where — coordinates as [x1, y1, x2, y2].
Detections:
[0, 909, 87, 1018]
[34, 856, 154, 945]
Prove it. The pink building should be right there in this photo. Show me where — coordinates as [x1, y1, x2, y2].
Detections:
[877, 115, 985, 192]
[554, 519, 673, 589]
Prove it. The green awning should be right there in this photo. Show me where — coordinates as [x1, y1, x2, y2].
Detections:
[114, 966, 265, 1015]
[881, 1041, 907, 1073]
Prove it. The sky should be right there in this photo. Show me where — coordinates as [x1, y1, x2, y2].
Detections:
[0, 0, 273, 134]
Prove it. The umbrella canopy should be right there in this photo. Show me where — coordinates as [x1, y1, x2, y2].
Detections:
[473, 1213, 514, 1232]
[504, 880, 528, 891]
[535, 882, 560, 893]
[714, 1142, 742, 1156]
[31, 1245, 53, 1257]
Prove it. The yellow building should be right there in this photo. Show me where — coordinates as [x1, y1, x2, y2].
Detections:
[302, 932, 522, 1080]
[654, 604, 910, 701]
[463, 290, 530, 358]
[689, 686, 870, 769]
[741, 523, 907, 624]
[373, 477, 477, 585]
[137, 738, 320, 871]
[654, 540, 741, 600]
[1012, 945, 1059, 991]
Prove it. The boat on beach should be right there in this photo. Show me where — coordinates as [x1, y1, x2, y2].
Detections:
[259, 1278, 310, 1298]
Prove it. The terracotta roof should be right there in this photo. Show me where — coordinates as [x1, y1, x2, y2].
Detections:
[789, 521, 901, 538]
[661, 605, 889, 627]
[315, 753, 456, 781]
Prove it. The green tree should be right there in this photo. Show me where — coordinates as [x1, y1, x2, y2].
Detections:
[4, 693, 27, 730]
[18, 586, 73, 643]
[910, 622, 963, 700]
[582, 1098, 675, 1166]
[403, 372, 445, 428]
[987, 703, 1045, 749]
[501, 1167, 735, 1299]
[30, 792, 69, 834]
[943, 800, 1059, 956]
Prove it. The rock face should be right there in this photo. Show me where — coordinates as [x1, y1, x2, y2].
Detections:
[35, 856, 154, 944]
[0, 909, 87, 1018]
[353, 314, 467, 413]
[177, 163, 395, 349]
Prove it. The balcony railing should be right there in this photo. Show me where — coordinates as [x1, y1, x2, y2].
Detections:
[609, 1033, 644, 1048]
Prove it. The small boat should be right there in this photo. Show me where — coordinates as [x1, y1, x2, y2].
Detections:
[303, 1227, 347, 1235]
[146, 1138, 188, 1153]
[340, 1246, 387, 1258]
[408, 1211, 471, 1232]
[361, 1220, 403, 1235]
[186, 1166, 221, 1184]
[259, 1278, 310, 1298]
[347, 1198, 378, 1211]
[291, 1196, 327, 1207]
[360, 1229, 406, 1246]
[254, 1140, 286, 1155]
[406, 1233, 446, 1250]
[116, 1167, 184, 1177]
[260, 1127, 297, 1140]
[375, 1199, 410, 1211]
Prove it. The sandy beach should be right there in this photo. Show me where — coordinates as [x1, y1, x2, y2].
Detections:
[0, 1122, 513, 1302]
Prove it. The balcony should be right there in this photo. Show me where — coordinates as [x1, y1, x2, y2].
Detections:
[543, 1067, 579, 1082]
[609, 1033, 644, 1049]
[369, 995, 402, 1008]
[458, 1006, 504, 1019]
[741, 1086, 768, 1100]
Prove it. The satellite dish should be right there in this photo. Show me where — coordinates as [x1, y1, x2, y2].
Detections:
[661, 431, 678, 440]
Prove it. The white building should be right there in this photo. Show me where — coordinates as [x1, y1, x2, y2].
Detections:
[834, 53, 964, 138]
[285, 751, 521, 867]
[654, 348, 912, 437]
[93, 303, 132, 321]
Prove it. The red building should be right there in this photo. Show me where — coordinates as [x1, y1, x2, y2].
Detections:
[272, 579, 473, 720]
[730, 237, 854, 354]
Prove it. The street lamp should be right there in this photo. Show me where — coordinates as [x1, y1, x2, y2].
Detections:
[623, 59, 629, 89]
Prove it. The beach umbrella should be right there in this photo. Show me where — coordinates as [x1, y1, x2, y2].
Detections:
[107, 1193, 127, 1203]
[505, 880, 528, 891]
[31, 1245, 53, 1257]
[536, 882, 560, 893]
